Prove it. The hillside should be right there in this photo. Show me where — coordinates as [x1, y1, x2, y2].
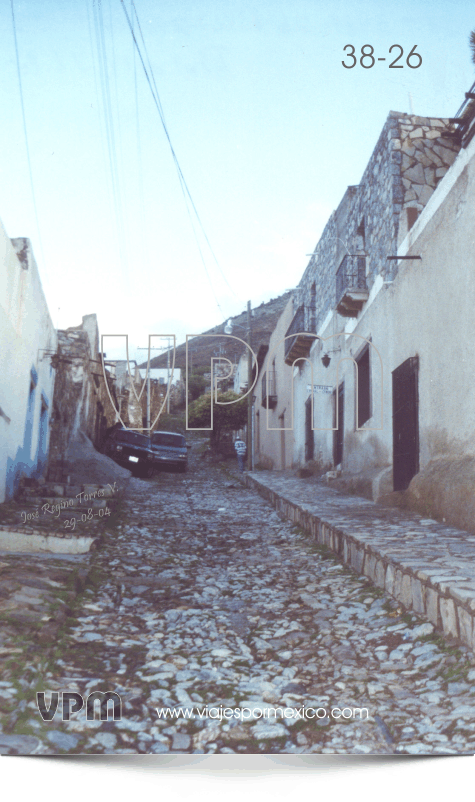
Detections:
[144, 292, 293, 372]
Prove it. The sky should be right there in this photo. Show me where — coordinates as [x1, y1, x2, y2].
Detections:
[2, 4, 474, 785]
[1, 0, 474, 364]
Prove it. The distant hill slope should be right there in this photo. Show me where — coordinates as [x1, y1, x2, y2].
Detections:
[143, 292, 292, 371]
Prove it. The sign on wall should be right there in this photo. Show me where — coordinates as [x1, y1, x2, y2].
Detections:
[307, 384, 333, 394]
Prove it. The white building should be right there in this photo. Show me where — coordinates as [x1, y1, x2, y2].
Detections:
[255, 94, 475, 532]
[0, 222, 56, 502]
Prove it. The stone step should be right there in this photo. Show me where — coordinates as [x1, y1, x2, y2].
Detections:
[21, 482, 119, 500]
[20, 497, 108, 510]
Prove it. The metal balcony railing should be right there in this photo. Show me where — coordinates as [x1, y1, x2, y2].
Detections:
[284, 306, 316, 364]
[336, 254, 367, 297]
[335, 255, 368, 317]
[450, 79, 475, 148]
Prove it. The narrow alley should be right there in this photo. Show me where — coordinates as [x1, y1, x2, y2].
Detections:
[1, 448, 475, 755]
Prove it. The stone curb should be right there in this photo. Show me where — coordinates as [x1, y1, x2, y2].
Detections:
[0, 530, 97, 553]
[242, 472, 475, 653]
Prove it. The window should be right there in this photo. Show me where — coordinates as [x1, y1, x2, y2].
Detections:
[407, 207, 418, 231]
[309, 284, 316, 332]
[151, 432, 186, 448]
[356, 345, 370, 427]
[356, 218, 365, 251]
[356, 218, 368, 276]
[117, 431, 150, 447]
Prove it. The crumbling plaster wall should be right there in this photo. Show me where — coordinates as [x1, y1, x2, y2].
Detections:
[112, 361, 149, 429]
[48, 315, 117, 466]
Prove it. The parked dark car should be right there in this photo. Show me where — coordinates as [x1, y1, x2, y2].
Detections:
[104, 428, 156, 477]
[150, 431, 189, 473]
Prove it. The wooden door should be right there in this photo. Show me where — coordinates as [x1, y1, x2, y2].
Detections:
[392, 357, 419, 491]
[305, 396, 314, 462]
[333, 383, 344, 466]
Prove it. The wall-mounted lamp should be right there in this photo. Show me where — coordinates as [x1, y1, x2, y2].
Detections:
[321, 354, 331, 368]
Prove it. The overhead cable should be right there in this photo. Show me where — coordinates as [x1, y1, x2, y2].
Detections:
[10, 0, 46, 272]
[119, 0, 240, 313]
[92, 0, 129, 279]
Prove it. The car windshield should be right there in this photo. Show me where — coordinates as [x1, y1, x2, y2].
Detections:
[151, 432, 186, 448]
[115, 431, 150, 447]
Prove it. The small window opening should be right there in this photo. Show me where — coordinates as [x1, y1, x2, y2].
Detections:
[356, 218, 365, 250]
[356, 346, 370, 427]
[407, 207, 418, 231]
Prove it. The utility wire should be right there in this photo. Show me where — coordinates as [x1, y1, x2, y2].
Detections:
[92, 0, 129, 280]
[131, 1, 146, 261]
[86, 0, 117, 239]
[107, 0, 127, 251]
[119, 0, 240, 310]
[119, 0, 224, 317]
[10, 0, 46, 272]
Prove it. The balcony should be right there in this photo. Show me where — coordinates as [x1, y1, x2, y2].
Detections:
[448, 79, 475, 148]
[284, 306, 316, 366]
[335, 255, 369, 317]
[261, 370, 277, 409]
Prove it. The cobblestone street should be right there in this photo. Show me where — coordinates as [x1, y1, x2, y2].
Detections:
[1, 450, 475, 755]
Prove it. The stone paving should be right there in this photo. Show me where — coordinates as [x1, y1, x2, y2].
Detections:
[1, 451, 475, 755]
[241, 470, 475, 652]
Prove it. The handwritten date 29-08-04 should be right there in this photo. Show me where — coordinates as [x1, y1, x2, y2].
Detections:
[342, 45, 422, 69]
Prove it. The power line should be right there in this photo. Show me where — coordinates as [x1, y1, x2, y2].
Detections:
[10, 0, 46, 272]
[92, 0, 129, 280]
[131, 1, 147, 263]
[119, 0, 240, 312]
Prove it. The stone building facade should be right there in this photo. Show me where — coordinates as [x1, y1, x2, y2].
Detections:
[113, 361, 143, 430]
[254, 103, 475, 531]
[276, 111, 459, 471]
[113, 364, 184, 431]
[295, 112, 458, 338]
[48, 314, 117, 472]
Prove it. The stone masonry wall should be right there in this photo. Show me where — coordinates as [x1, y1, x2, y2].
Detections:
[296, 112, 460, 331]
[395, 114, 459, 245]
[49, 328, 91, 464]
[296, 188, 354, 332]
[48, 317, 117, 468]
